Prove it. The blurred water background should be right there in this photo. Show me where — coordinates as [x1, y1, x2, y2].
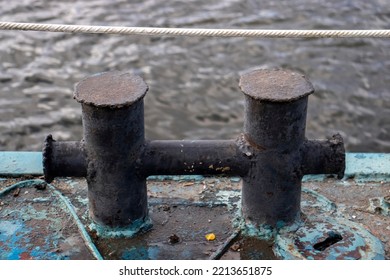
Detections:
[0, 0, 390, 152]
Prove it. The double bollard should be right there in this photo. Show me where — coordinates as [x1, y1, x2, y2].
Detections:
[43, 69, 345, 234]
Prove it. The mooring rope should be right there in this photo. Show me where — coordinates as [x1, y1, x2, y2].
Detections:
[1, 21, 390, 38]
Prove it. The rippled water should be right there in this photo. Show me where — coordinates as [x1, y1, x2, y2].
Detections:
[0, 0, 390, 152]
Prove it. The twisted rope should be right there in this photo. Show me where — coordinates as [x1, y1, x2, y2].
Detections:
[1, 22, 390, 38]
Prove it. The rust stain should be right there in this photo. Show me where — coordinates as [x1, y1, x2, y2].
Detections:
[243, 134, 266, 152]
[19, 252, 33, 260]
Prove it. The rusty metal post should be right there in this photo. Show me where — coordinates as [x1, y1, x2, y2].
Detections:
[43, 68, 345, 234]
[239, 69, 344, 228]
[74, 71, 149, 229]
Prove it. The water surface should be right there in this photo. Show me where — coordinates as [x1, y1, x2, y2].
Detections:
[0, 0, 389, 152]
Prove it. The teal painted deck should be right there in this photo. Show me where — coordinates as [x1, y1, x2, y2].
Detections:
[0, 152, 43, 176]
[0, 152, 389, 260]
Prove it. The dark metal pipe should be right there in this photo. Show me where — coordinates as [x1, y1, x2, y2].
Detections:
[239, 69, 316, 227]
[140, 140, 250, 177]
[43, 135, 86, 183]
[301, 134, 345, 179]
[74, 71, 149, 228]
[244, 97, 309, 152]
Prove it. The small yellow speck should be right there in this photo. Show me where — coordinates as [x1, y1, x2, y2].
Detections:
[205, 233, 216, 241]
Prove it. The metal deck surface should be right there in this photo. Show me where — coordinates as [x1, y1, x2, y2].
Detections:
[0, 153, 389, 260]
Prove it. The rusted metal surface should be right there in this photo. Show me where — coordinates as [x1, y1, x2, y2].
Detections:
[1, 176, 387, 260]
[0, 180, 94, 260]
[1, 176, 242, 260]
[140, 140, 249, 177]
[80, 73, 149, 230]
[271, 178, 389, 260]
[43, 68, 345, 233]
[302, 179, 390, 259]
[74, 71, 148, 108]
[274, 217, 385, 260]
[239, 69, 314, 102]
[301, 134, 345, 179]
[240, 69, 345, 227]
[43, 135, 86, 183]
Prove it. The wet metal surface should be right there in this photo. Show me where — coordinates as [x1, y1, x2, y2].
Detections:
[0, 180, 94, 260]
[1, 174, 389, 260]
[275, 217, 385, 260]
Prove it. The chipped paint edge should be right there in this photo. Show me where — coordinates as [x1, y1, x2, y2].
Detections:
[273, 217, 385, 260]
[0, 152, 43, 176]
[88, 216, 153, 238]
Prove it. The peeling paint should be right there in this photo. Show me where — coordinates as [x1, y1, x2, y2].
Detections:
[89, 217, 152, 239]
[274, 217, 385, 260]
[302, 188, 337, 212]
[148, 175, 205, 182]
[368, 196, 390, 216]
[344, 153, 390, 182]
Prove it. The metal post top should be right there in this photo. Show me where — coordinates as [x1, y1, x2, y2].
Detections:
[239, 69, 314, 102]
[74, 71, 148, 108]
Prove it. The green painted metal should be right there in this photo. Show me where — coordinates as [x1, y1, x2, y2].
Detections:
[0, 152, 43, 176]
[344, 153, 390, 182]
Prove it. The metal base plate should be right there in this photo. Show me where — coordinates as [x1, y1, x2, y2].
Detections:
[1, 175, 389, 260]
[274, 217, 385, 260]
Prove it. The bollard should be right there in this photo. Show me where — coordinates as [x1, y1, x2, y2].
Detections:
[43, 68, 345, 235]
[239, 69, 344, 227]
[45, 71, 149, 230]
